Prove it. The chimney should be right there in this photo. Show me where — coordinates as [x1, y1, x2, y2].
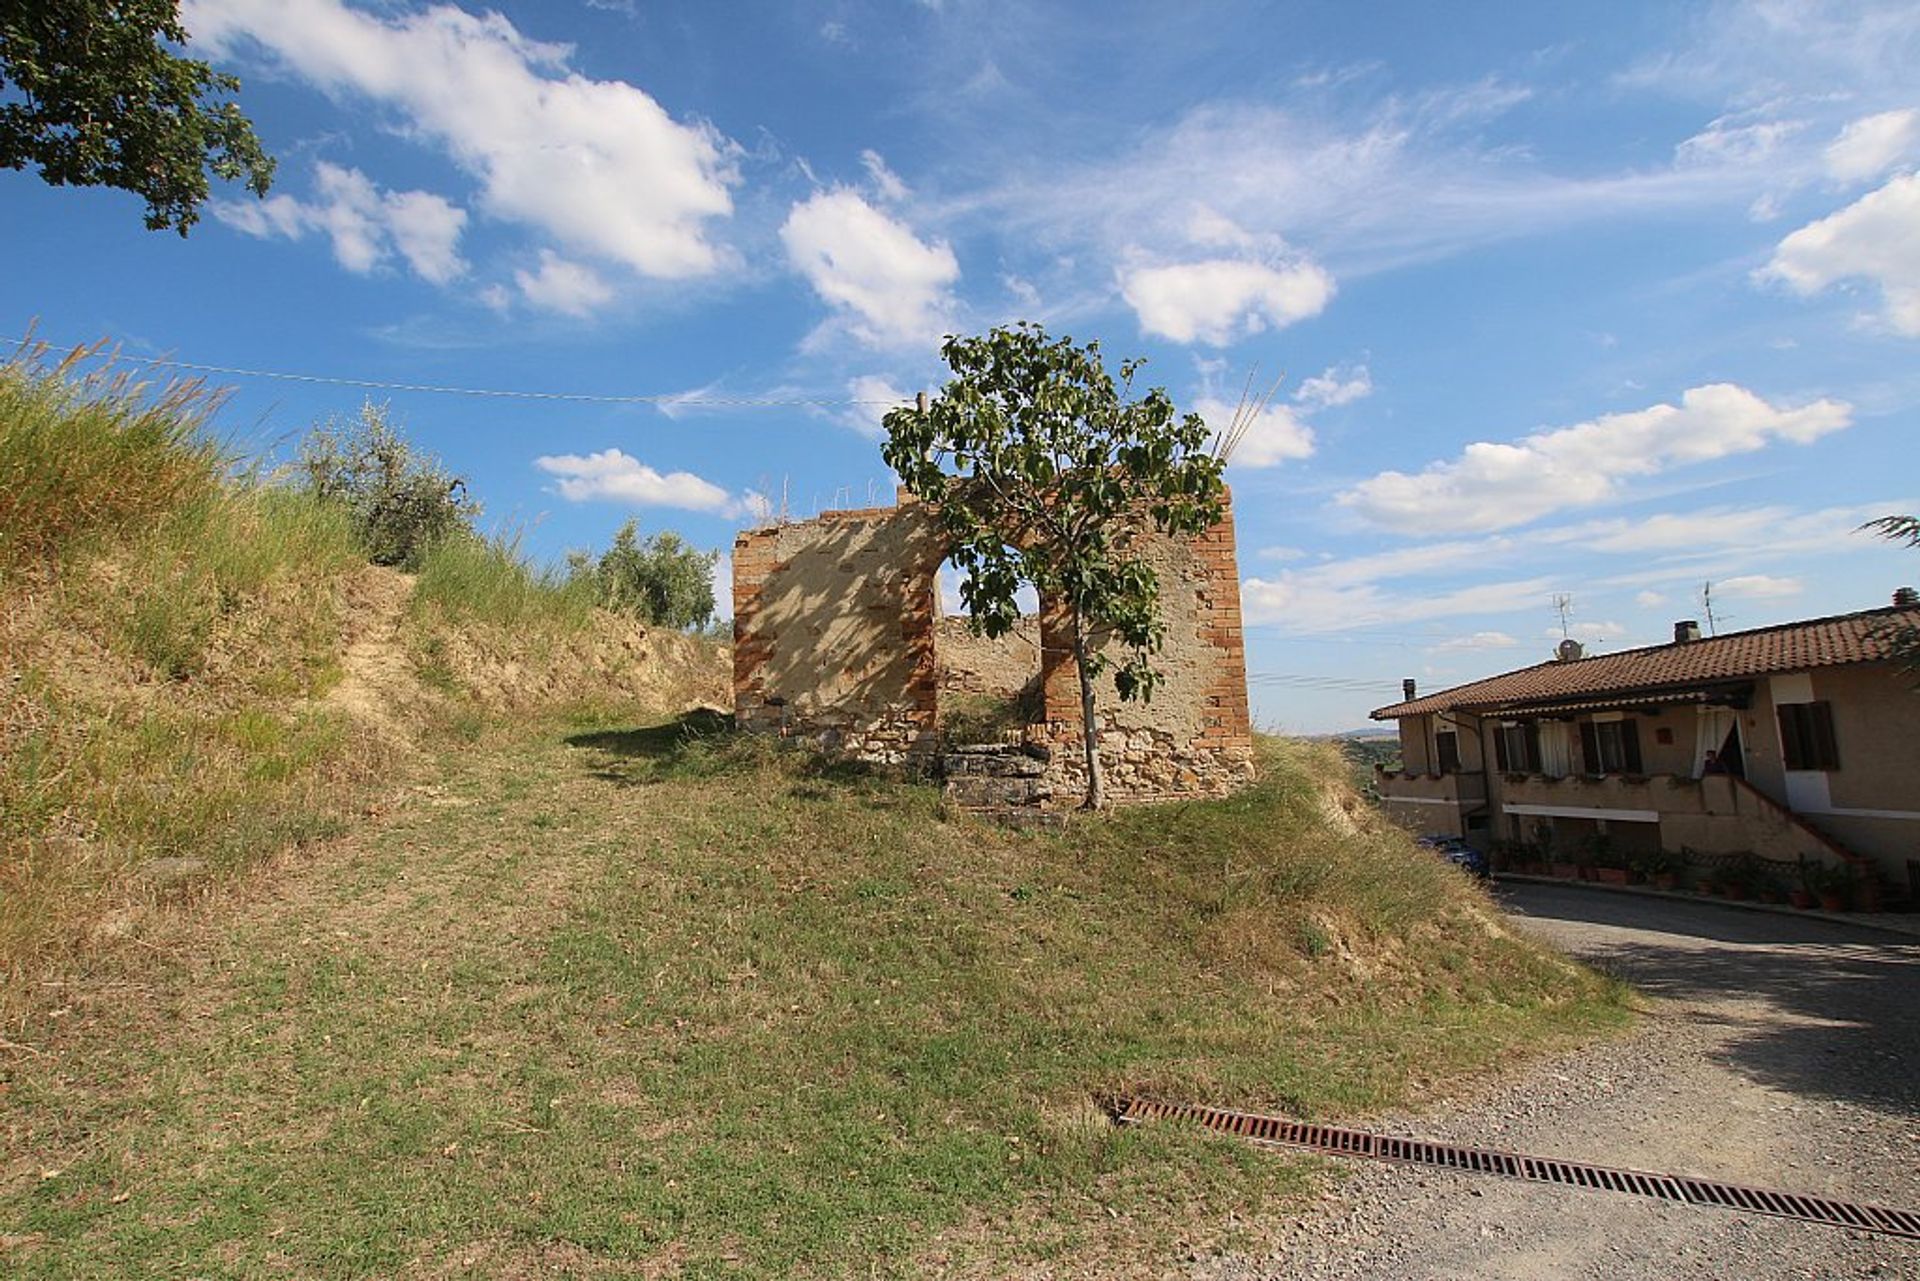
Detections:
[1673, 620, 1702, 644]
[1895, 587, 1919, 607]
[1402, 678, 1417, 702]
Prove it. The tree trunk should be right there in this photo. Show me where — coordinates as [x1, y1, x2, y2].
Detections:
[1070, 612, 1104, 809]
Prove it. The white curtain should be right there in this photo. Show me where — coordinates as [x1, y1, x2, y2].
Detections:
[1538, 722, 1572, 777]
[1693, 707, 1734, 777]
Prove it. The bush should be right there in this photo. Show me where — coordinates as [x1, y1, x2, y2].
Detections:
[569, 519, 718, 629]
[299, 402, 478, 568]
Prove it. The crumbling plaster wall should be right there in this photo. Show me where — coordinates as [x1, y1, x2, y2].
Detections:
[732, 503, 944, 764]
[733, 493, 1255, 805]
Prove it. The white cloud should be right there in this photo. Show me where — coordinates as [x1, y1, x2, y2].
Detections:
[1548, 621, 1627, 642]
[1760, 172, 1920, 335]
[535, 448, 737, 515]
[1242, 572, 1554, 633]
[1338, 384, 1852, 534]
[1716, 574, 1803, 600]
[515, 250, 615, 316]
[187, 0, 739, 279]
[1825, 108, 1920, 182]
[1293, 364, 1373, 410]
[860, 149, 910, 202]
[215, 162, 467, 284]
[1675, 117, 1802, 168]
[1120, 257, 1334, 345]
[839, 374, 913, 438]
[1432, 631, 1519, 651]
[1195, 396, 1315, 468]
[780, 189, 960, 348]
[1635, 590, 1667, 608]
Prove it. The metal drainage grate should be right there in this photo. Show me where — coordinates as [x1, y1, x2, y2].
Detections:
[1112, 1097, 1920, 1240]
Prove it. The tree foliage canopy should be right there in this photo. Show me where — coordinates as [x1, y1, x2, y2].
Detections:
[0, 0, 274, 232]
[569, 520, 719, 631]
[882, 323, 1226, 805]
[1863, 515, 1920, 683]
[299, 404, 478, 571]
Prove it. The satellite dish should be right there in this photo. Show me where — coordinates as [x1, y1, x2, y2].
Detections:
[1557, 638, 1586, 662]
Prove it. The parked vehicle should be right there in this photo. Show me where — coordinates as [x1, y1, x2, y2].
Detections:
[1417, 834, 1489, 879]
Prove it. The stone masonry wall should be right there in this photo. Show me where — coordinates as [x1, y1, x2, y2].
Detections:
[732, 503, 945, 766]
[935, 615, 1042, 702]
[1027, 501, 1255, 804]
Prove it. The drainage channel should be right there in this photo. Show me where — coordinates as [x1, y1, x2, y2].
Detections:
[1112, 1098, 1920, 1240]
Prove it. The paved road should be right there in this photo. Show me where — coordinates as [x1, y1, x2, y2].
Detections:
[1218, 882, 1920, 1280]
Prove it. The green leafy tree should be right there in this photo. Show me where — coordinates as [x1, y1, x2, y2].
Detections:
[883, 323, 1226, 808]
[1863, 515, 1920, 683]
[570, 520, 718, 630]
[298, 404, 478, 570]
[1, 0, 274, 232]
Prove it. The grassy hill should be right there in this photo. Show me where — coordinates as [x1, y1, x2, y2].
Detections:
[0, 349, 1627, 1277]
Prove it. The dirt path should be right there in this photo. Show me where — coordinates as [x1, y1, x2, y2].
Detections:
[321, 565, 419, 738]
[1218, 883, 1920, 1280]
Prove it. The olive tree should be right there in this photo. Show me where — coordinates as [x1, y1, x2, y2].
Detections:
[569, 520, 718, 630]
[0, 0, 274, 232]
[882, 323, 1226, 809]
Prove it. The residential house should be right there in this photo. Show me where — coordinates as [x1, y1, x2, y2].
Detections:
[1369, 598, 1920, 899]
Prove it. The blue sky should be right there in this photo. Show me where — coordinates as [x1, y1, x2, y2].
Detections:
[4, 0, 1916, 733]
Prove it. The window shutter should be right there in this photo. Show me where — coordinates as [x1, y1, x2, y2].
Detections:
[1494, 728, 1510, 772]
[1580, 722, 1601, 775]
[1812, 703, 1839, 770]
[1524, 723, 1542, 773]
[1622, 721, 1643, 774]
[1777, 706, 1801, 768]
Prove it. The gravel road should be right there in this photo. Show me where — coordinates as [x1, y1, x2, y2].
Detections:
[1212, 883, 1920, 1280]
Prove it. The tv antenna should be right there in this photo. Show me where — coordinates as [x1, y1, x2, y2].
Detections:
[1699, 581, 1721, 636]
[1552, 593, 1575, 640]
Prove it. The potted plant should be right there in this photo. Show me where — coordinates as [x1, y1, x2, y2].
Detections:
[1586, 834, 1629, 885]
[1753, 862, 1788, 905]
[1808, 862, 1852, 912]
[1790, 858, 1817, 910]
[1633, 848, 1683, 891]
[1721, 854, 1757, 901]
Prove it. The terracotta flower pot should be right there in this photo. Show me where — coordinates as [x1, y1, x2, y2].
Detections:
[1549, 862, 1580, 879]
[1789, 889, 1815, 910]
[1723, 884, 1749, 901]
[1652, 873, 1679, 891]
[1818, 892, 1847, 912]
[1595, 867, 1630, 886]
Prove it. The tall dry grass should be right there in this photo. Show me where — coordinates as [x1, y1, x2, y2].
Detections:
[0, 349, 377, 1019]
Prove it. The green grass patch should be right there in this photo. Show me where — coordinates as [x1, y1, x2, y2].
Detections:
[0, 722, 1628, 1278]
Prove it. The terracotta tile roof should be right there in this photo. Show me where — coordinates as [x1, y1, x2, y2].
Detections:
[1371, 604, 1919, 720]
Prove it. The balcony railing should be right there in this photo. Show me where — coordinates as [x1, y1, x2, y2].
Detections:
[1374, 766, 1487, 807]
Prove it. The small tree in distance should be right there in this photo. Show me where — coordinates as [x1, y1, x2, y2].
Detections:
[570, 519, 718, 630]
[882, 323, 1226, 809]
[299, 403, 478, 570]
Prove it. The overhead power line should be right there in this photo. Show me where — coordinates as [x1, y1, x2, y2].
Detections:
[5, 335, 902, 409]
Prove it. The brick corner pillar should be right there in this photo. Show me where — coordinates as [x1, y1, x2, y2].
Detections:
[730, 526, 782, 731]
[1194, 491, 1253, 759]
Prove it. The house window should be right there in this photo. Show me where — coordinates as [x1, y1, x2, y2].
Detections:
[1493, 722, 1539, 773]
[1778, 702, 1840, 771]
[1579, 719, 1642, 774]
[1435, 731, 1461, 774]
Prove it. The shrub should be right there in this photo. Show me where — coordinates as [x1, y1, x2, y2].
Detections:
[299, 402, 478, 568]
[569, 519, 718, 629]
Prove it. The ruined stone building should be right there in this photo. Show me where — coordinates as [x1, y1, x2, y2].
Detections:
[731, 491, 1255, 814]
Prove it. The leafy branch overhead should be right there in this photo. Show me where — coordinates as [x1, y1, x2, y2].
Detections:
[0, 0, 275, 232]
[881, 323, 1226, 807]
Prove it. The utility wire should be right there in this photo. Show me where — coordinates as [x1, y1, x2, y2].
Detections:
[5, 335, 902, 409]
